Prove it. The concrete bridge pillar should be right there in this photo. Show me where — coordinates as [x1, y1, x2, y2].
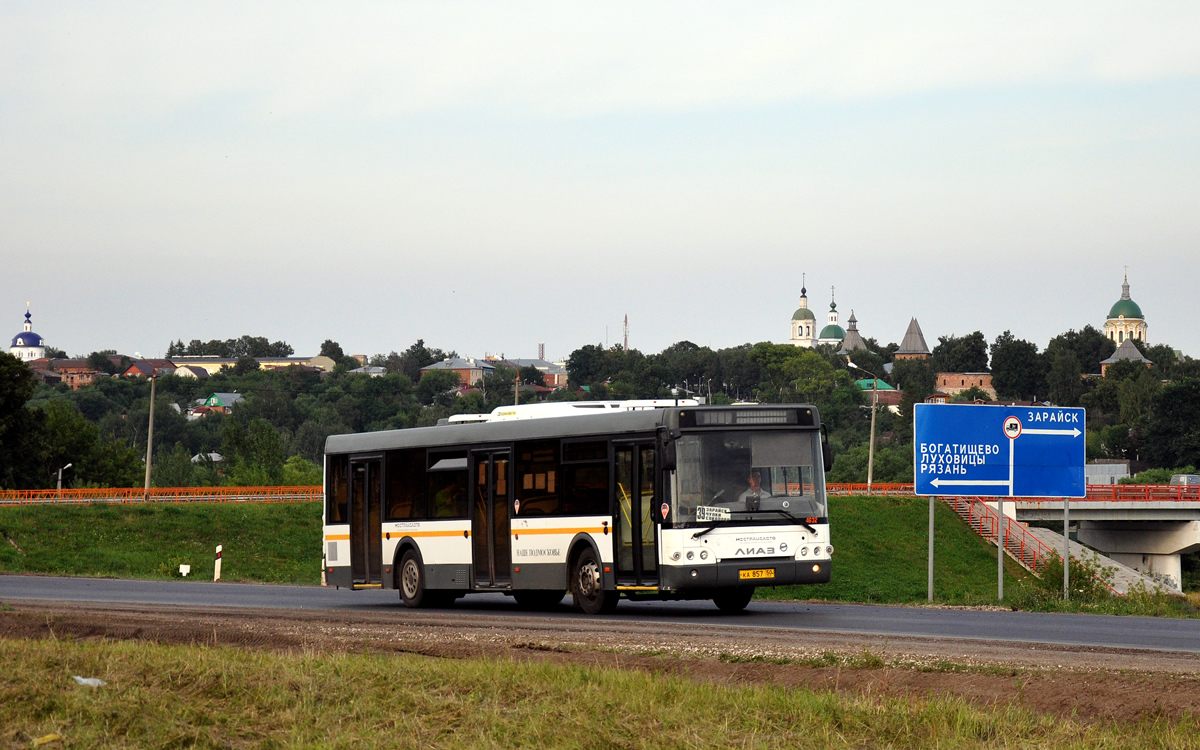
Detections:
[1076, 521, 1200, 591]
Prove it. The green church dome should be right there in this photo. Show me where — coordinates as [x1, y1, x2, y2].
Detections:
[1108, 298, 1143, 320]
[792, 307, 816, 321]
[819, 324, 845, 340]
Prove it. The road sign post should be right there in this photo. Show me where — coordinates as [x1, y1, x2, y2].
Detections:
[914, 404, 1086, 602]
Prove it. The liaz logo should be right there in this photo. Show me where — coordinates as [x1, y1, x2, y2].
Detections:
[735, 546, 775, 556]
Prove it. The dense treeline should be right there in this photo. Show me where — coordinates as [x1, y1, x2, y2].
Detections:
[2, 326, 1198, 491]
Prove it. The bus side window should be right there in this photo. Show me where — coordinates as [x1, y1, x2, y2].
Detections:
[427, 471, 469, 519]
[516, 441, 559, 516]
[326, 454, 349, 524]
[386, 449, 426, 520]
[563, 464, 608, 515]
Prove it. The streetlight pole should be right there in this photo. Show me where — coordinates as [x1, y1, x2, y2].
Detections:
[846, 359, 878, 495]
[143, 372, 157, 501]
[57, 463, 73, 494]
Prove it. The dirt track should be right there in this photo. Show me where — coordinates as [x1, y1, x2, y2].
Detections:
[3, 599, 1200, 724]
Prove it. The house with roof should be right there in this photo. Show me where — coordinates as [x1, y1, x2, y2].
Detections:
[420, 357, 495, 387]
[1100, 339, 1153, 376]
[122, 359, 175, 378]
[505, 358, 570, 388]
[193, 392, 244, 416]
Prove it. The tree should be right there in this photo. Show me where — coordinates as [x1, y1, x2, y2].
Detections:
[989, 331, 1045, 400]
[231, 356, 261, 376]
[518, 365, 546, 387]
[931, 331, 989, 373]
[44, 346, 67, 359]
[1142, 378, 1200, 469]
[222, 417, 286, 486]
[1046, 350, 1086, 407]
[416, 370, 461, 407]
[1045, 325, 1114, 376]
[320, 340, 345, 361]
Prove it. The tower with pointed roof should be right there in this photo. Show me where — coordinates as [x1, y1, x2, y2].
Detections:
[9, 305, 46, 363]
[789, 275, 817, 348]
[1103, 270, 1147, 346]
[837, 310, 867, 353]
[893, 318, 930, 361]
[817, 287, 846, 347]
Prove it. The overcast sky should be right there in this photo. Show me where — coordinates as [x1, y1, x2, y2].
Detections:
[3, 2, 1198, 364]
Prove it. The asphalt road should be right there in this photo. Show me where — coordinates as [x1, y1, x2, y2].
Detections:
[3, 573, 1199, 654]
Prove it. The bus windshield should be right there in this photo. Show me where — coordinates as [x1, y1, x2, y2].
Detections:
[672, 430, 826, 527]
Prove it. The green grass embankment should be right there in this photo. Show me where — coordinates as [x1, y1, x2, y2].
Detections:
[762, 495, 1029, 605]
[1, 497, 1195, 615]
[0, 497, 1020, 604]
[0, 502, 320, 584]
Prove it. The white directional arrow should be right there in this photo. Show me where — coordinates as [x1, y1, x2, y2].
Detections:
[1023, 427, 1081, 438]
[931, 478, 1012, 489]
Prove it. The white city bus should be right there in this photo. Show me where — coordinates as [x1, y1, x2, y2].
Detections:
[322, 402, 833, 614]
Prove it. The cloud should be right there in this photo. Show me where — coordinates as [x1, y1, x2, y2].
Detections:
[4, 2, 1199, 123]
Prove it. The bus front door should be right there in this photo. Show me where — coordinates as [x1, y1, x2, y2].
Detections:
[350, 458, 383, 587]
[472, 451, 512, 588]
[614, 443, 658, 588]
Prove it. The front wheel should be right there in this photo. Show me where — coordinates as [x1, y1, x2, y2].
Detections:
[712, 588, 754, 613]
[571, 549, 618, 615]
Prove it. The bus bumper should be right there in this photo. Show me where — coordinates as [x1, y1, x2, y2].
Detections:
[659, 558, 831, 592]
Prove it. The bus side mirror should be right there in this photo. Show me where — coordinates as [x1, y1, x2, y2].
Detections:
[659, 430, 676, 471]
[820, 424, 833, 473]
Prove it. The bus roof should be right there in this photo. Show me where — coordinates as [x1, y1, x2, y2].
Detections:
[325, 403, 822, 456]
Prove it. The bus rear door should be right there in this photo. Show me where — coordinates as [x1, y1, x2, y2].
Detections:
[349, 457, 383, 587]
[472, 450, 512, 588]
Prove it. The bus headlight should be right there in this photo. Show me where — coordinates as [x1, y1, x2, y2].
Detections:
[800, 547, 808, 556]
[826, 545, 834, 556]
[700, 550, 708, 560]
[671, 551, 681, 561]
[687, 551, 694, 560]
[813, 545, 822, 557]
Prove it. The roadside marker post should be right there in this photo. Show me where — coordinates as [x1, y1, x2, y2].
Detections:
[214, 545, 222, 582]
[915, 404, 1086, 602]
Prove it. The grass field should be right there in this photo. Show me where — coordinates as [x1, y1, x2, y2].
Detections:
[4, 638, 1199, 749]
[0, 502, 319, 584]
[0, 497, 1194, 615]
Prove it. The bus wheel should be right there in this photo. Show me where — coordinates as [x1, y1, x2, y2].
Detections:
[513, 590, 566, 610]
[712, 588, 754, 613]
[572, 549, 617, 615]
[398, 550, 429, 608]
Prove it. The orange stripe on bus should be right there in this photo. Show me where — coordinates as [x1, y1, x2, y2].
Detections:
[512, 527, 605, 536]
[325, 534, 349, 541]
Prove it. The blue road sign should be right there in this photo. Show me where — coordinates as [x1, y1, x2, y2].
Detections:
[914, 404, 1086, 498]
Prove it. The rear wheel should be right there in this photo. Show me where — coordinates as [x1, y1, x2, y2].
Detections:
[712, 588, 754, 613]
[512, 590, 567, 610]
[398, 550, 433, 608]
[571, 548, 618, 615]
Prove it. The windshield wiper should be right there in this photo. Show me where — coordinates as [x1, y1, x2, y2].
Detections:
[756, 508, 817, 534]
[691, 521, 729, 540]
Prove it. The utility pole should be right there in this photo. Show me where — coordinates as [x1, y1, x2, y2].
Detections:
[143, 372, 157, 501]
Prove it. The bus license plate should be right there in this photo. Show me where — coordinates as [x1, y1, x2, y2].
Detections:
[739, 568, 774, 580]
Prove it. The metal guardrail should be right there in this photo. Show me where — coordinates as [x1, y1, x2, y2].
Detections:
[0, 486, 322, 506]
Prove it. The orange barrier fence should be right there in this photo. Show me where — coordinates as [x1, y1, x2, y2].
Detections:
[0, 486, 322, 506]
[828, 483, 1200, 501]
[4, 483, 1196, 506]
